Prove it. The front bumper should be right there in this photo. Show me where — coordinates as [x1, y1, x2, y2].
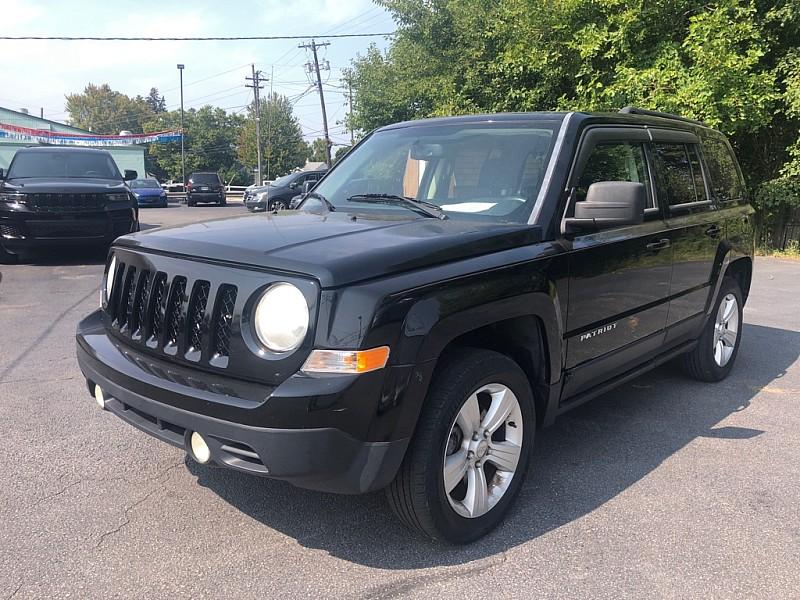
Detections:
[76, 311, 408, 494]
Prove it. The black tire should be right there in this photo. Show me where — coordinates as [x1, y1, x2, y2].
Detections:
[219, 198, 227, 206]
[682, 277, 743, 382]
[0, 242, 17, 264]
[386, 348, 535, 543]
[187, 200, 196, 207]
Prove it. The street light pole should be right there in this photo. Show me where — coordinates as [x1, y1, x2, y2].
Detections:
[177, 64, 185, 194]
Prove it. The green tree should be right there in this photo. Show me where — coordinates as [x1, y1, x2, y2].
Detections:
[237, 93, 307, 181]
[145, 87, 167, 114]
[65, 83, 152, 134]
[350, 0, 800, 247]
[307, 137, 329, 162]
[144, 106, 247, 184]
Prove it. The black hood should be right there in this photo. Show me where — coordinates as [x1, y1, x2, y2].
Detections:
[117, 211, 542, 287]
[3, 177, 128, 194]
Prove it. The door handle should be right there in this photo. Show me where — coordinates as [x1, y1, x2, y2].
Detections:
[646, 238, 671, 251]
[705, 224, 721, 238]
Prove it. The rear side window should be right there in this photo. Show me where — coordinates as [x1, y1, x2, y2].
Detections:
[575, 142, 653, 208]
[651, 143, 707, 208]
[701, 134, 745, 204]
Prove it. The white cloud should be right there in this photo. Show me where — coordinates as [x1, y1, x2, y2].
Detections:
[3, 0, 44, 27]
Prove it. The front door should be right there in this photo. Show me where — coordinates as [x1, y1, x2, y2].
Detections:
[560, 128, 672, 399]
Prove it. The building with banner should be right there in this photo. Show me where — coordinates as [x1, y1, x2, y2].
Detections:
[0, 106, 154, 177]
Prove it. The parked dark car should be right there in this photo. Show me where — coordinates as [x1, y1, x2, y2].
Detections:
[0, 147, 138, 263]
[77, 109, 753, 542]
[129, 179, 168, 208]
[187, 172, 226, 206]
[244, 169, 326, 212]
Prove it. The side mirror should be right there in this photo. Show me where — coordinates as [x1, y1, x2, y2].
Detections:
[288, 181, 298, 189]
[123, 169, 138, 181]
[563, 181, 645, 234]
[302, 180, 314, 194]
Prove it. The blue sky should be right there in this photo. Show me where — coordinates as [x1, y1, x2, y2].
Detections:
[1, 0, 395, 146]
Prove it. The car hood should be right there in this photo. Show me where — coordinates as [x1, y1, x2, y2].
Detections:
[116, 211, 542, 287]
[2, 177, 127, 194]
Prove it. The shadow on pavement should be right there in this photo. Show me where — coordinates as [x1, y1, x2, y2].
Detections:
[188, 323, 799, 569]
[9, 244, 108, 266]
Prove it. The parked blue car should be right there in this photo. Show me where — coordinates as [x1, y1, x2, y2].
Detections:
[129, 179, 168, 208]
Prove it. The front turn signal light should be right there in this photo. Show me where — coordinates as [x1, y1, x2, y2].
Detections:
[301, 346, 390, 374]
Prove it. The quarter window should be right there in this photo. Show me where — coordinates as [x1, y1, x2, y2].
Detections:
[576, 142, 653, 208]
[700, 134, 745, 204]
[652, 143, 707, 207]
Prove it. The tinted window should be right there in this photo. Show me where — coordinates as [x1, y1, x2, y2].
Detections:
[190, 173, 220, 185]
[271, 173, 297, 187]
[701, 134, 745, 204]
[576, 142, 652, 208]
[652, 143, 706, 207]
[7, 151, 120, 179]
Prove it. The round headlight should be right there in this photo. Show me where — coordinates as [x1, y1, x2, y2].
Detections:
[105, 255, 117, 302]
[253, 283, 309, 353]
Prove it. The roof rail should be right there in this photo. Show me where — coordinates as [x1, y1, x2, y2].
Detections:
[619, 106, 706, 126]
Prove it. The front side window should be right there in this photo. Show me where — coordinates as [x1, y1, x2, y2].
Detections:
[7, 151, 121, 179]
[310, 121, 560, 223]
[575, 142, 652, 208]
[652, 143, 707, 207]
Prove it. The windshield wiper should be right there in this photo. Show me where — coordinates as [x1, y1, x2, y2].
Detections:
[305, 191, 335, 212]
[346, 193, 448, 220]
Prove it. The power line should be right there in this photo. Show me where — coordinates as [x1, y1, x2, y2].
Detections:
[0, 32, 395, 41]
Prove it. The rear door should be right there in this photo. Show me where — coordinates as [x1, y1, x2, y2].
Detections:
[649, 130, 722, 344]
[561, 127, 672, 399]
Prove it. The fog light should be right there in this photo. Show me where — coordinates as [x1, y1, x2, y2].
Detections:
[190, 432, 211, 464]
[94, 385, 107, 409]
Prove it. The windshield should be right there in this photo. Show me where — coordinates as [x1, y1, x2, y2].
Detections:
[7, 150, 121, 179]
[129, 179, 161, 189]
[190, 173, 220, 184]
[310, 121, 560, 223]
[271, 173, 298, 187]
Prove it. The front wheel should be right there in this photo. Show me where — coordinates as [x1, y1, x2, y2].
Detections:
[682, 277, 743, 382]
[386, 349, 535, 543]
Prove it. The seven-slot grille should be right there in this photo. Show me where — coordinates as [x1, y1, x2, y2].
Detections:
[107, 261, 237, 367]
[24, 193, 109, 212]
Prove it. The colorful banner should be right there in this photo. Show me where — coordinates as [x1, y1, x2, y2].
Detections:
[0, 122, 182, 146]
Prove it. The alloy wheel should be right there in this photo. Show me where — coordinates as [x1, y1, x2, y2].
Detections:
[443, 383, 524, 519]
[713, 293, 739, 367]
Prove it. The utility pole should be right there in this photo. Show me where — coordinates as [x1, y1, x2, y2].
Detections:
[245, 65, 266, 185]
[346, 78, 355, 146]
[266, 65, 273, 181]
[299, 39, 331, 166]
[177, 64, 185, 191]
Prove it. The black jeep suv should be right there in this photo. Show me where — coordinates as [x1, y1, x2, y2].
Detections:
[0, 147, 138, 263]
[77, 109, 753, 543]
[186, 172, 226, 206]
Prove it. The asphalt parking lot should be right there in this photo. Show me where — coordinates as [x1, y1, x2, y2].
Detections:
[1, 203, 798, 599]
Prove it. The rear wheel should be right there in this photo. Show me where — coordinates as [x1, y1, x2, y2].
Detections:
[219, 197, 227, 206]
[682, 277, 743, 382]
[386, 349, 535, 543]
